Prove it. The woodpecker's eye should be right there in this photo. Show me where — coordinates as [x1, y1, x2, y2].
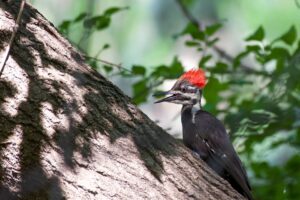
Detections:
[181, 86, 186, 92]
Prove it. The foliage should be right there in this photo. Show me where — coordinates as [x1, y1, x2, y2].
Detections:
[57, 2, 300, 200]
[58, 7, 128, 35]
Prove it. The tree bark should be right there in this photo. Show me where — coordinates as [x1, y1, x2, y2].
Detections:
[0, 1, 245, 199]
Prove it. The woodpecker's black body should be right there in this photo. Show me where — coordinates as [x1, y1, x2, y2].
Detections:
[181, 105, 252, 200]
[155, 69, 253, 200]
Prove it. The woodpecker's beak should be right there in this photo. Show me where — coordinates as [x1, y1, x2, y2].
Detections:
[154, 90, 178, 104]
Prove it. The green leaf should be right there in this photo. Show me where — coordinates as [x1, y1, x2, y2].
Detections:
[153, 60, 181, 79]
[151, 65, 169, 78]
[83, 7, 127, 30]
[233, 51, 250, 68]
[102, 44, 110, 50]
[132, 79, 148, 104]
[205, 23, 222, 36]
[180, 23, 205, 41]
[199, 55, 212, 67]
[58, 20, 71, 33]
[211, 62, 228, 73]
[58, 13, 87, 33]
[203, 77, 228, 112]
[286, 154, 300, 174]
[104, 7, 128, 16]
[104, 7, 121, 16]
[89, 60, 98, 69]
[96, 17, 110, 30]
[266, 47, 290, 60]
[152, 90, 167, 98]
[246, 45, 261, 52]
[151, 57, 184, 79]
[246, 26, 265, 41]
[103, 65, 113, 73]
[83, 17, 97, 29]
[185, 40, 200, 47]
[84, 16, 111, 30]
[74, 13, 87, 22]
[207, 38, 219, 46]
[265, 47, 290, 74]
[132, 65, 146, 76]
[279, 26, 297, 45]
[168, 57, 184, 79]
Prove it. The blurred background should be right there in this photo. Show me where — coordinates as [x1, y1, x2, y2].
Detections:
[29, 0, 300, 199]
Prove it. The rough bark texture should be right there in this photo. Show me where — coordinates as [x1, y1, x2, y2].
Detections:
[0, 1, 245, 199]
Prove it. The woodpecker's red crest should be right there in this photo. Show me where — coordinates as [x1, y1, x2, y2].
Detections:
[180, 69, 206, 89]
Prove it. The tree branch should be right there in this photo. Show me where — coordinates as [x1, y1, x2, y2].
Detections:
[0, 0, 25, 77]
[84, 56, 132, 74]
[175, 0, 255, 72]
[175, 0, 200, 27]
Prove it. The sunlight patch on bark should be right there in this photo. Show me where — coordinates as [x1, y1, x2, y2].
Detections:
[0, 58, 29, 117]
[40, 102, 59, 137]
[36, 65, 88, 126]
[1, 125, 23, 191]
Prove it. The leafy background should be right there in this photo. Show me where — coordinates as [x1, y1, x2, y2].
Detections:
[30, 0, 300, 199]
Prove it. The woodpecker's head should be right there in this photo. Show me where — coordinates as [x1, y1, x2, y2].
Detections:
[155, 69, 206, 105]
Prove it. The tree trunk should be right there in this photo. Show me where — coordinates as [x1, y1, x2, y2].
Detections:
[0, 1, 244, 199]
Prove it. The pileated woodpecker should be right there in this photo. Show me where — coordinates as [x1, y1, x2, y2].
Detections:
[155, 69, 253, 200]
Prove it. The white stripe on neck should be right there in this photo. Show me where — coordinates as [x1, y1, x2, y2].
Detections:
[191, 102, 201, 124]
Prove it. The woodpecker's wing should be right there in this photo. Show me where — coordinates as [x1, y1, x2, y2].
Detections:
[193, 110, 253, 200]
